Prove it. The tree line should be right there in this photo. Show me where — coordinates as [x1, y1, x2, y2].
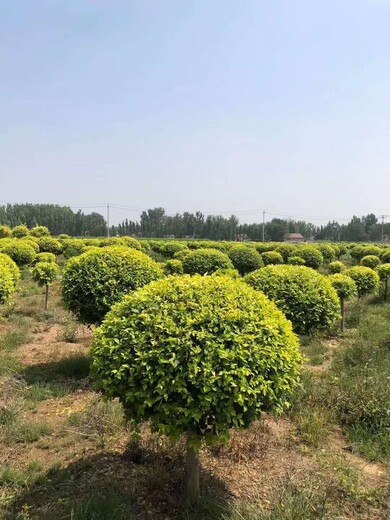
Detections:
[1, 204, 389, 241]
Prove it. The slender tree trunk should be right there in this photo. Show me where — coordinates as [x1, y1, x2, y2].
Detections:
[45, 284, 49, 310]
[186, 434, 200, 503]
[341, 298, 345, 332]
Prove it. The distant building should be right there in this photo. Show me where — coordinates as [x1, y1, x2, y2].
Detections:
[283, 233, 305, 243]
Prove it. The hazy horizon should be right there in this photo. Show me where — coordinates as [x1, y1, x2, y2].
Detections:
[1, 1, 390, 225]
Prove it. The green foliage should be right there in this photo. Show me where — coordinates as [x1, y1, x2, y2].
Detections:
[37, 236, 63, 255]
[315, 243, 335, 262]
[275, 243, 297, 261]
[228, 245, 263, 275]
[182, 248, 233, 275]
[62, 246, 162, 323]
[0, 225, 12, 238]
[295, 245, 323, 269]
[20, 236, 40, 252]
[62, 238, 87, 259]
[245, 265, 340, 334]
[163, 259, 183, 275]
[350, 245, 365, 262]
[92, 275, 302, 444]
[362, 245, 382, 257]
[31, 261, 59, 286]
[100, 237, 127, 247]
[260, 251, 284, 266]
[0, 265, 15, 304]
[255, 243, 274, 253]
[376, 263, 390, 281]
[11, 225, 30, 238]
[360, 255, 380, 269]
[162, 241, 189, 258]
[0, 253, 20, 288]
[287, 256, 305, 266]
[346, 266, 380, 297]
[328, 261, 345, 274]
[120, 236, 142, 250]
[328, 274, 357, 300]
[0, 239, 36, 266]
[30, 225, 50, 237]
[380, 247, 390, 263]
[34, 252, 56, 264]
[212, 268, 241, 278]
[173, 249, 191, 261]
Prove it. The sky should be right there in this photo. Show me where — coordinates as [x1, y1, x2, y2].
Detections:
[1, 0, 390, 225]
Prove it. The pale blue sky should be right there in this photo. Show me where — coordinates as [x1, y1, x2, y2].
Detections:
[1, 1, 389, 224]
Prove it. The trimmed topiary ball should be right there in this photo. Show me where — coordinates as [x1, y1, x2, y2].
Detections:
[0, 265, 15, 305]
[0, 225, 12, 239]
[120, 236, 142, 250]
[287, 256, 305, 266]
[261, 251, 284, 266]
[328, 274, 357, 300]
[182, 248, 233, 275]
[62, 247, 163, 323]
[346, 266, 380, 297]
[315, 244, 336, 263]
[62, 239, 87, 259]
[228, 245, 263, 275]
[376, 263, 390, 299]
[162, 242, 189, 258]
[0, 253, 20, 289]
[295, 245, 324, 269]
[100, 237, 127, 248]
[38, 237, 63, 255]
[329, 261, 345, 274]
[0, 240, 36, 266]
[361, 245, 382, 258]
[30, 226, 50, 237]
[163, 259, 184, 275]
[275, 244, 297, 262]
[34, 252, 56, 264]
[360, 255, 380, 269]
[380, 248, 390, 264]
[11, 225, 30, 238]
[245, 265, 340, 334]
[92, 274, 302, 458]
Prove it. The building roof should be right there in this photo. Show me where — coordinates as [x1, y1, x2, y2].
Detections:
[283, 233, 304, 239]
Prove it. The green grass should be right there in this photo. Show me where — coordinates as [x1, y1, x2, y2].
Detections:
[0, 461, 44, 487]
[300, 335, 330, 366]
[1, 419, 52, 445]
[65, 493, 133, 520]
[22, 381, 71, 403]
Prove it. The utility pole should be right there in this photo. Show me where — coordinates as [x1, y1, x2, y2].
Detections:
[262, 210, 265, 242]
[380, 215, 388, 243]
[107, 203, 110, 237]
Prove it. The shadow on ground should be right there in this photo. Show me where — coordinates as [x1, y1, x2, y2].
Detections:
[5, 442, 231, 520]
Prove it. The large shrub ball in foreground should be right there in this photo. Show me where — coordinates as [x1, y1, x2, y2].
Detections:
[37, 236, 63, 255]
[0, 265, 15, 304]
[360, 255, 380, 269]
[0, 253, 20, 288]
[346, 266, 380, 297]
[295, 245, 324, 269]
[261, 251, 283, 266]
[228, 245, 263, 275]
[0, 240, 36, 266]
[245, 265, 340, 334]
[92, 275, 302, 498]
[62, 247, 162, 323]
[182, 248, 233, 275]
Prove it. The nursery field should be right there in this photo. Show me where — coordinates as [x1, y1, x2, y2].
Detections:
[0, 227, 390, 519]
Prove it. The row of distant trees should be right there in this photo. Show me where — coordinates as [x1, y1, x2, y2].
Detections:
[0, 204, 389, 242]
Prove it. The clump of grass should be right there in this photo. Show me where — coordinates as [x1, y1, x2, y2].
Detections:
[300, 335, 329, 366]
[0, 353, 22, 376]
[57, 315, 79, 343]
[65, 493, 131, 520]
[1, 419, 52, 445]
[22, 381, 70, 404]
[0, 461, 44, 487]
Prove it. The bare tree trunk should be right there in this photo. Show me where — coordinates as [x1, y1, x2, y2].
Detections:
[341, 298, 345, 332]
[186, 434, 200, 503]
[45, 284, 49, 310]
